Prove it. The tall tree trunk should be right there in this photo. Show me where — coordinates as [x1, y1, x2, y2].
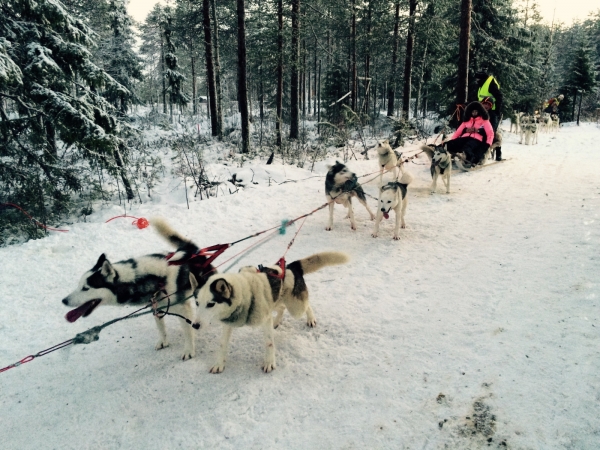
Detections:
[237, 0, 250, 152]
[364, 0, 372, 116]
[114, 144, 134, 200]
[387, 1, 400, 116]
[456, 0, 472, 109]
[313, 35, 317, 116]
[317, 59, 321, 134]
[210, 0, 223, 138]
[351, 0, 357, 111]
[190, 53, 197, 115]
[259, 57, 264, 122]
[302, 39, 306, 117]
[203, 0, 219, 136]
[289, 0, 300, 139]
[276, 0, 283, 147]
[326, 29, 331, 67]
[307, 68, 311, 114]
[414, 36, 429, 119]
[402, 0, 417, 119]
[160, 32, 166, 114]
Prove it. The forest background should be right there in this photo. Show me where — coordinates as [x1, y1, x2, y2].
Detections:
[1, 0, 599, 244]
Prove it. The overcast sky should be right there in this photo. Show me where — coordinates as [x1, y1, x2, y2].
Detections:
[126, 0, 599, 26]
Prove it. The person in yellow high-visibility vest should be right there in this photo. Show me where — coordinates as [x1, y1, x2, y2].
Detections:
[474, 71, 503, 160]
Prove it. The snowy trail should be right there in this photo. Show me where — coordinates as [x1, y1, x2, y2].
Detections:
[1, 124, 599, 449]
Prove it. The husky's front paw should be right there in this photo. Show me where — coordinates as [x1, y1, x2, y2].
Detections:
[181, 348, 195, 361]
[263, 360, 276, 373]
[393, 235, 401, 241]
[306, 318, 317, 327]
[155, 340, 169, 350]
[209, 363, 225, 374]
[325, 226, 332, 231]
[351, 224, 357, 231]
[371, 233, 378, 238]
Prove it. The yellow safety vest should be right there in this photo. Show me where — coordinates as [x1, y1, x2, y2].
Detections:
[477, 76, 499, 110]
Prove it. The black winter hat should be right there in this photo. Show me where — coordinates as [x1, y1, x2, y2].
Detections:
[463, 101, 489, 122]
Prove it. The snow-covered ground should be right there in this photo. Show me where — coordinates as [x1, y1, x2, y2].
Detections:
[1, 123, 599, 449]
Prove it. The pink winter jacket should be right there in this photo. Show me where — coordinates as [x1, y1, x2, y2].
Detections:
[451, 116, 494, 146]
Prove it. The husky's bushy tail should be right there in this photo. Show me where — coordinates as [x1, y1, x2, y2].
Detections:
[398, 171, 414, 186]
[420, 144, 435, 161]
[151, 217, 199, 257]
[295, 252, 349, 275]
[283, 252, 349, 318]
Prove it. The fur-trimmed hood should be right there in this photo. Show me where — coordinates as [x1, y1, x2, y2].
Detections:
[463, 101, 489, 122]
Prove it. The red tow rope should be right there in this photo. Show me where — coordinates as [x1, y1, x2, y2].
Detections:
[1, 203, 69, 232]
[105, 214, 149, 229]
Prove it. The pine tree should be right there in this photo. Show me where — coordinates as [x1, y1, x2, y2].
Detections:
[102, 0, 143, 115]
[161, 10, 189, 119]
[138, 4, 165, 112]
[567, 39, 596, 93]
[0, 0, 134, 241]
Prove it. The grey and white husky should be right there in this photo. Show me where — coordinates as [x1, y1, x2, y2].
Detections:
[191, 252, 349, 373]
[375, 139, 403, 185]
[372, 171, 413, 240]
[325, 161, 375, 231]
[62, 218, 214, 360]
[421, 144, 452, 194]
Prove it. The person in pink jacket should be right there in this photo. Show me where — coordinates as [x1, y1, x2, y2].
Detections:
[445, 101, 495, 165]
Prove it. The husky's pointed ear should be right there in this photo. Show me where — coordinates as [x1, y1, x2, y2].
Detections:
[214, 279, 232, 300]
[189, 273, 198, 292]
[100, 259, 116, 279]
[92, 253, 107, 271]
[383, 139, 389, 144]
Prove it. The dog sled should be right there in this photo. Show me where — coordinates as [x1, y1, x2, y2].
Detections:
[453, 156, 511, 172]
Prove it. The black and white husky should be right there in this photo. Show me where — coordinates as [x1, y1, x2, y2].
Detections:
[62, 218, 214, 360]
[325, 161, 375, 231]
[421, 144, 452, 194]
[372, 171, 413, 240]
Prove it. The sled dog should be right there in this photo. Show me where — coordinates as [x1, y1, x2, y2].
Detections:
[61, 218, 214, 360]
[509, 111, 523, 134]
[372, 171, 413, 240]
[519, 116, 538, 145]
[551, 114, 560, 131]
[541, 113, 553, 133]
[325, 161, 375, 231]
[192, 252, 349, 373]
[375, 139, 403, 185]
[421, 144, 452, 194]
